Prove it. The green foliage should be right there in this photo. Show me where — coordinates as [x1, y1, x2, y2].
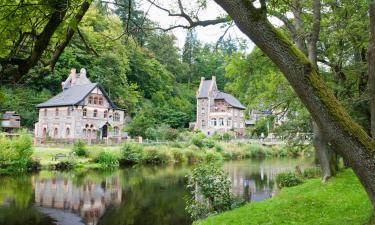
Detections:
[222, 132, 232, 141]
[302, 168, 321, 179]
[0, 131, 33, 172]
[96, 151, 119, 169]
[186, 163, 237, 220]
[143, 147, 173, 165]
[171, 148, 187, 163]
[196, 170, 372, 225]
[54, 160, 76, 171]
[214, 144, 224, 153]
[121, 143, 144, 164]
[191, 132, 206, 148]
[72, 140, 88, 157]
[204, 138, 216, 148]
[276, 172, 303, 188]
[204, 151, 223, 163]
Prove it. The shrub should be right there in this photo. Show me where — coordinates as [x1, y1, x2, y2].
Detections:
[121, 143, 144, 164]
[222, 132, 232, 141]
[54, 160, 75, 170]
[184, 149, 204, 164]
[214, 144, 224, 153]
[72, 140, 88, 157]
[0, 131, 33, 172]
[170, 141, 184, 148]
[171, 148, 187, 163]
[191, 132, 206, 148]
[143, 147, 173, 164]
[302, 167, 321, 179]
[204, 138, 216, 148]
[248, 144, 266, 158]
[276, 172, 303, 188]
[205, 151, 223, 163]
[96, 151, 119, 169]
[186, 163, 236, 220]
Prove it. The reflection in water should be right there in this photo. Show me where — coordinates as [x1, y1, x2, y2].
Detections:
[0, 158, 314, 225]
[33, 173, 122, 225]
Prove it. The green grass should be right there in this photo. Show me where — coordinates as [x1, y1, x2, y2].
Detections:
[196, 170, 372, 225]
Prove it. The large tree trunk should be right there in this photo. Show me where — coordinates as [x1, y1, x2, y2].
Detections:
[369, 1, 375, 139]
[214, 0, 375, 216]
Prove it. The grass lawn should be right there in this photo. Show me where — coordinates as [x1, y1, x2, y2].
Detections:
[33, 145, 122, 167]
[196, 170, 372, 225]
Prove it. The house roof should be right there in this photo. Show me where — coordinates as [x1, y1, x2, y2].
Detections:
[215, 91, 246, 109]
[197, 80, 213, 98]
[36, 83, 117, 109]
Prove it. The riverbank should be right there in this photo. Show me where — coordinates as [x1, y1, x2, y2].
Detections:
[195, 169, 372, 225]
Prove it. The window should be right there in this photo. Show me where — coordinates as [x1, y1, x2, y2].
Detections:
[94, 97, 98, 105]
[67, 108, 71, 116]
[53, 128, 58, 138]
[88, 96, 93, 104]
[113, 126, 119, 135]
[219, 118, 224, 126]
[42, 128, 47, 137]
[202, 120, 205, 127]
[98, 97, 103, 105]
[234, 122, 238, 128]
[113, 112, 120, 122]
[93, 109, 98, 117]
[227, 118, 232, 127]
[44, 109, 47, 117]
[104, 110, 108, 118]
[55, 108, 59, 116]
[83, 108, 87, 117]
[66, 127, 70, 137]
[211, 118, 217, 126]
[201, 107, 205, 114]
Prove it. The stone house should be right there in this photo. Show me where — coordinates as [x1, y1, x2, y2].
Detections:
[195, 76, 246, 136]
[34, 68, 125, 143]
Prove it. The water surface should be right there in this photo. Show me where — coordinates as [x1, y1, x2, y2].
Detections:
[0, 158, 314, 225]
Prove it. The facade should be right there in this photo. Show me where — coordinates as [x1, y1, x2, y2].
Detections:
[195, 76, 246, 136]
[34, 68, 125, 143]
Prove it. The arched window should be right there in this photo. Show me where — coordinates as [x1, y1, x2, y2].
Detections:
[85, 124, 89, 128]
[55, 108, 59, 116]
[219, 118, 224, 126]
[98, 97, 103, 105]
[113, 112, 120, 122]
[104, 110, 108, 118]
[90, 124, 94, 128]
[42, 127, 47, 137]
[211, 118, 217, 126]
[88, 96, 93, 104]
[44, 109, 47, 117]
[66, 127, 70, 137]
[83, 108, 87, 117]
[93, 109, 98, 117]
[113, 126, 119, 135]
[93, 97, 98, 105]
[53, 128, 58, 138]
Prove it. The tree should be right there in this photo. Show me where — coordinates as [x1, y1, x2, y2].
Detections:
[213, 0, 375, 219]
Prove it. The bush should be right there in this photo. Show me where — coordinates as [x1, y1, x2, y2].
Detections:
[121, 143, 144, 164]
[184, 149, 205, 164]
[247, 144, 266, 158]
[0, 131, 33, 172]
[204, 138, 216, 148]
[191, 132, 206, 148]
[143, 147, 173, 164]
[171, 148, 187, 163]
[96, 151, 119, 169]
[204, 151, 223, 163]
[186, 163, 236, 220]
[214, 144, 224, 153]
[222, 132, 232, 141]
[302, 167, 321, 179]
[72, 140, 88, 157]
[276, 172, 303, 188]
[54, 160, 75, 170]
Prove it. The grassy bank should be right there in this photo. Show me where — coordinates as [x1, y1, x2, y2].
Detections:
[195, 170, 372, 225]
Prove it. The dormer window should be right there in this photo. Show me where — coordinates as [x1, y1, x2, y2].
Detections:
[94, 97, 98, 105]
[99, 97, 103, 105]
[113, 112, 120, 122]
[88, 96, 93, 104]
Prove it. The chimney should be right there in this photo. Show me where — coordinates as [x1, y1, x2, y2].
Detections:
[212, 76, 216, 83]
[201, 77, 205, 82]
[80, 68, 87, 78]
[70, 68, 77, 85]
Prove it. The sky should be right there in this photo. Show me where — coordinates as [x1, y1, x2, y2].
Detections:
[138, 0, 256, 50]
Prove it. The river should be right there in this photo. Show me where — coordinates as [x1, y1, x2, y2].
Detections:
[0, 158, 314, 225]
